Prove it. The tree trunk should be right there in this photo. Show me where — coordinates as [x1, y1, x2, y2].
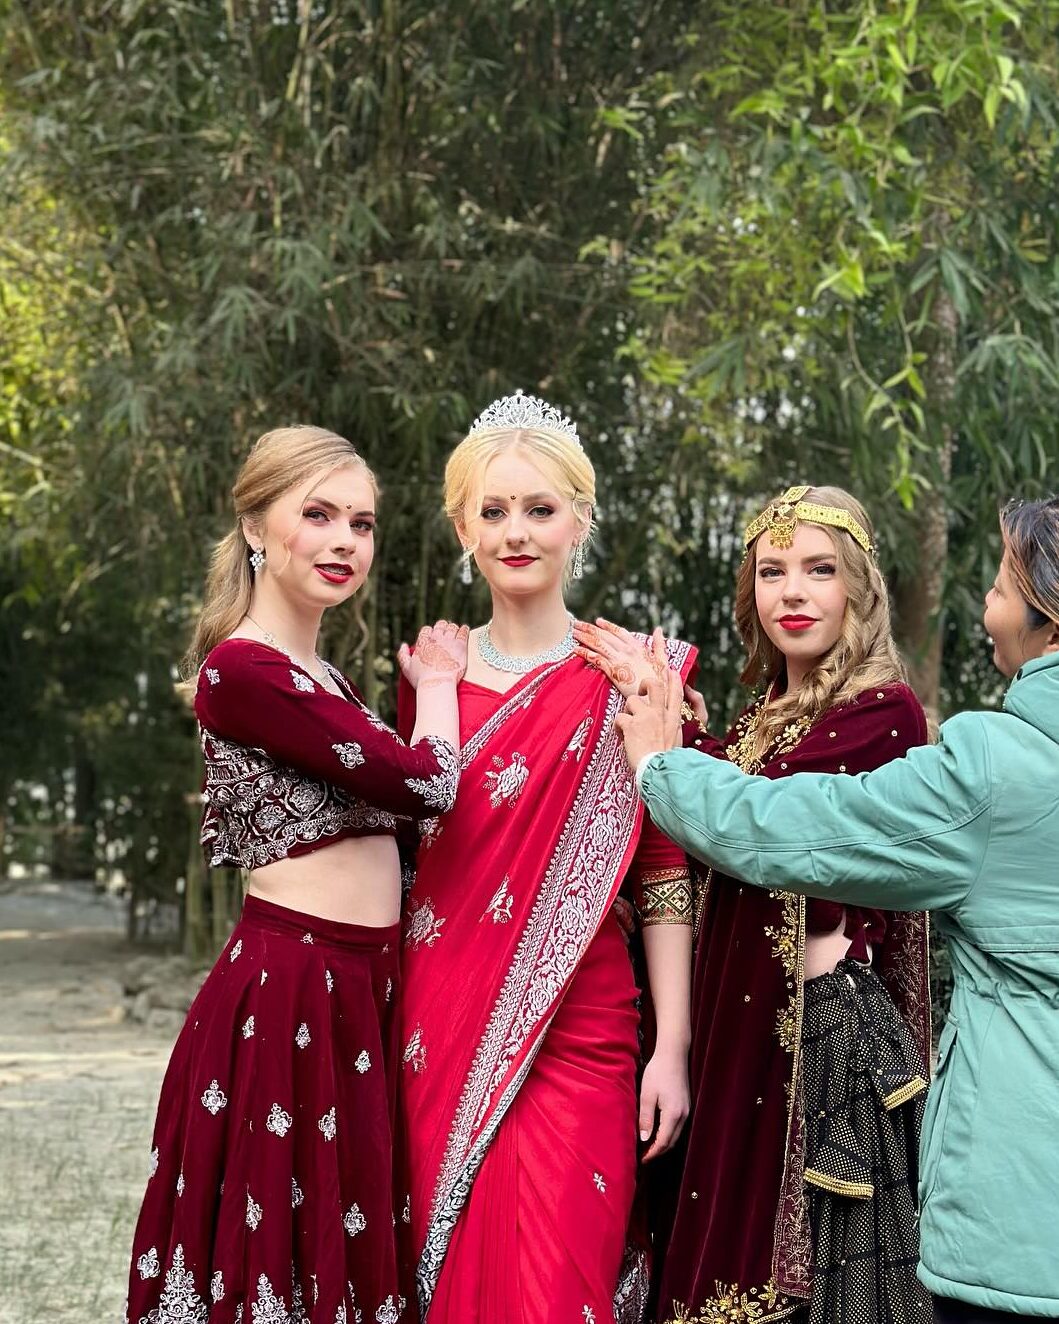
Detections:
[894, 286, 958, 725]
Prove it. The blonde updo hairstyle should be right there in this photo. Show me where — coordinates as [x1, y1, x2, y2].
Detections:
[185, 425, 377, 674]
[735, 485, 907, 758]
[444, 424, 595, 585]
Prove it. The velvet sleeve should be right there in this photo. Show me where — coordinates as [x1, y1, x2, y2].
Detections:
[196, 641, 458, 818]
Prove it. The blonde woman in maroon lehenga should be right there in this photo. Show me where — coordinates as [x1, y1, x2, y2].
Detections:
[123, 426, 467, 1324]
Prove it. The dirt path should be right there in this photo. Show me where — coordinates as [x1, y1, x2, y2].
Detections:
[0, 880, 174, 1324]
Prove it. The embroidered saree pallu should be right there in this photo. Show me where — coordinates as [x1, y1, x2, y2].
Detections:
[399, 645, 695, 1324]
[125, 895, 411, 1324]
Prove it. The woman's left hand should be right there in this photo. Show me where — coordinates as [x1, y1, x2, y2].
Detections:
[573, 620, 670, 700]
[397, 621, 470, 688]
[638, 1043, 690, 1161]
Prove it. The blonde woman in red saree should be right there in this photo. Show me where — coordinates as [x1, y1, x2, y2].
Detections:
[396, 393, 697, 1324]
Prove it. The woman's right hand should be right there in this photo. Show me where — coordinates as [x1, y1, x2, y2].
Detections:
[397, 621, 470, 689]
[573, 619, 670, 700]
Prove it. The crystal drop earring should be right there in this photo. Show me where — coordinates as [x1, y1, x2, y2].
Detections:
[250, 547, 265, 574]
[572, 541, 584, 580]
[460, 548, 473, 585]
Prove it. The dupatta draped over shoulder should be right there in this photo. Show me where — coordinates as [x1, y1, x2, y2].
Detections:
[398, 641, 696, 1318]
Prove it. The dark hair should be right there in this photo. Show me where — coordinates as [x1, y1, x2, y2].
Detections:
[1000, 496, 1059, 630]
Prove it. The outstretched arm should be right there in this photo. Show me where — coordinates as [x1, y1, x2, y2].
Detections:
[636, 713, 992, 915]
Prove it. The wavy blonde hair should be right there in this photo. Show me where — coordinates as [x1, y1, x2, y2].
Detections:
[184, 426, 376, 674]
[735, 485, 907, 758]
[444, 424, 595, 585]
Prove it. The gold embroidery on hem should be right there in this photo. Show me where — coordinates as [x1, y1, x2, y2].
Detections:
[666, 1279, 797, 1323]
[882, 1076, 928, 1111]
[803, 1167, 874, 1199]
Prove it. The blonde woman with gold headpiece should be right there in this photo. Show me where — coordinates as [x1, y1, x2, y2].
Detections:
[394, 392, 698, 1322]
[625, 496, 1059, 1322]
[578, 485, 933, 1324]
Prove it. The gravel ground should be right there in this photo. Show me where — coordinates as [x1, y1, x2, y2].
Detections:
[0, 880, 174, 1324]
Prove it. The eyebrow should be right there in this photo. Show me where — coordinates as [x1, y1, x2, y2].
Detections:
[482, 491, 559, 504]
[757, 553, 837, 566]
[304, 497, 375, 517]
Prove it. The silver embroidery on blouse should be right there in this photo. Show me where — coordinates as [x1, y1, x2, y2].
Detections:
[176, 1171, 185, 1197]
[325, 968, 334, 992]
[403, 736, 459, 812]
[295, 1022, 311, 1049]
[246, 1192, 262, 1230]
[318, 1106, 337, 1141]
[205, 668, 221, 685]
[332, 741, 365, 769]
[292, 1177, 304, 1209]
[148, 1147, 159, 1179]
[343, 1204, 367, 1237]
[200, 730, 396, 871]
[242, 1015, 255, 1038]
[290, 669, 315, 693]
[228, 938, 242, 962]
[211, 1271, 224, 1303]
[355, 1050, 371, 1074]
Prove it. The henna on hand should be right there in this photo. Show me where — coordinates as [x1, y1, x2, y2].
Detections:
[416, 636, 462, 672]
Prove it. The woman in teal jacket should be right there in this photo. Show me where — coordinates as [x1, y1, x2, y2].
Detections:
[619, 496, 1059, 1322]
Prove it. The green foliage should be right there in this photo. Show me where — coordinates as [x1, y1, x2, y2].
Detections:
[604, 0, 1059, 712]
[3, 0, 1058, 935]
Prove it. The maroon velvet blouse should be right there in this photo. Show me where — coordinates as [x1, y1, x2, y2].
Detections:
[195, 639, 458, 871]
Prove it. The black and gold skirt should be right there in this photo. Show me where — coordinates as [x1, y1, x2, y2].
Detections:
[798, 959, 933, 1324]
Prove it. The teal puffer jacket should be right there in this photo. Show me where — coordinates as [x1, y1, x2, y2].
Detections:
[640, 652, 1059, 1316]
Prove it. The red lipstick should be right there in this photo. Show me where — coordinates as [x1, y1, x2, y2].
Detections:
[500, 556, 536, 568]
[315, 563, 354, 585]
[778, 615, 817, 631]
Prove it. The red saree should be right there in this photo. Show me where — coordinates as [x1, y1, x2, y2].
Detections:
[398, 644, 696, 1324]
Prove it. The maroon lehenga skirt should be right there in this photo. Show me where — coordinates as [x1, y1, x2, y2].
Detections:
[123, 895, 411, 1324]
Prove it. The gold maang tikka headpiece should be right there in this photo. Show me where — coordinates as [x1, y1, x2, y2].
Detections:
[743, 486, 875, 555]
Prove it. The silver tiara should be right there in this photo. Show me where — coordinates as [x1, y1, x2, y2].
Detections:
[468, 389, 581, 448]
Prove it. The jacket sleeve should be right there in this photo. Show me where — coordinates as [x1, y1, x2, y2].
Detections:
[638, 711, 992, 914]
[196, 644, 458, 818]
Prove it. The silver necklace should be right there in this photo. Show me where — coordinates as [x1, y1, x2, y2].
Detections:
[244, 614, 330, 685]
[477, 617, 575, 674]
